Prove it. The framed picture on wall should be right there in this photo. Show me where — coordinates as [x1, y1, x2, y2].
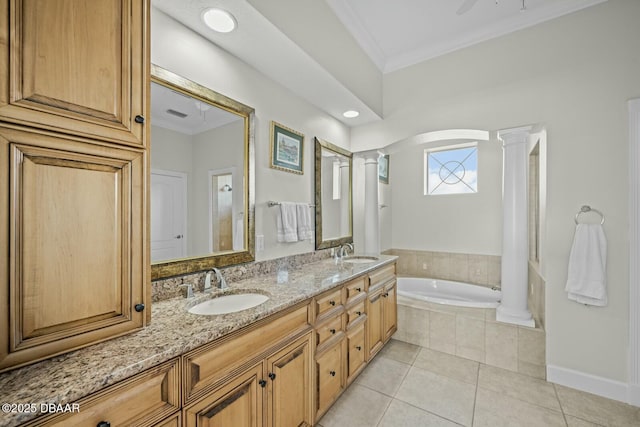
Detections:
[378, 154, 389, 184]
[270, 121, 304, 174]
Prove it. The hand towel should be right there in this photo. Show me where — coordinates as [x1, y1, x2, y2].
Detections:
[277, 202, 298, 243]
[296, 203, 313, 241]
[565, 223, 607, 306]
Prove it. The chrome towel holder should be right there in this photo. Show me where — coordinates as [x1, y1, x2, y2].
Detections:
[574, 205, 605, 225]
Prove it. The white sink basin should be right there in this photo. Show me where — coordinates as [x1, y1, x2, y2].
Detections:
[342, 256, 379, 264]
[188, 293, 269, 315]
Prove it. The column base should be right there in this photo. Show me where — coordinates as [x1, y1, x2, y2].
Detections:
[496, 304, 535, 328]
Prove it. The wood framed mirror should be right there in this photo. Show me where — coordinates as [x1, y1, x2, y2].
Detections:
[314, 137, 353, 250]
[150, 65, 255, 279]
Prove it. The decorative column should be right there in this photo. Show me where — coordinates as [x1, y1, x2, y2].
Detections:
[358, 150, 382, 255]
[340, 159, 351, 236]
[497, 127, 535, 327]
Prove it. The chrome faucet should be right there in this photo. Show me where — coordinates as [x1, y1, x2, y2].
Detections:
[179, 280, 195, 298]
[213, 267, 228, 290]
[335, 243, 354, 262]
[204, 270, 213, 293]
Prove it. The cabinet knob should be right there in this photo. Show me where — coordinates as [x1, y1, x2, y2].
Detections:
[383, 292, 389, 298]
[97, 422, 111, 427]
[268, 372, 276, 380]
[329, 328, 336, 334]
[175, 234, 183, 239]
[356, 311, 362, 316]
[356, 287, 362, 292]
[259, 379, 267, 387]
[134, 303, 145, 312]
[329, 300, 336, 306]
[329, 370, 336, 377]
[356, 346, 362, 351]
[134, 115, 145, 124]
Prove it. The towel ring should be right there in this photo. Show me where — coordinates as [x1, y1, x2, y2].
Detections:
[574, 205, 605, 225]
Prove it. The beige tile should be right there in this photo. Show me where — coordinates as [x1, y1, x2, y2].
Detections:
[317, 384, 391, 427]
[485, 321, 518, 371]
[378, 399, 460, 427]
[395, 366, 476, 426]
[355, 355, 410, 396]
[454, 305, 486, 320]
[449, 253, 469, 282]
[456, 316, 485, 362]
[478, 364, 561, 411]
[474, 386, 566, 427]
[518, 326, 546, 366]
[565, 415, 605, 426]
[517, 359, 546, 380]
[555, 384, 640, 426]
[396, 304, 429, 347]
[487, 256, 502, 287]
[429, 310, 456, 354]
[413, 348, 479, 385]
[432, 252, 452, 280]
[468, 254, 489, 285]
[377, 338, 421, 365]
[396, 252, 418, 276]
[415, 251, 434, 277]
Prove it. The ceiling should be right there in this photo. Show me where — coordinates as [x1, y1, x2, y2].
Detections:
[152, 0, 607, 127]
[326, 0, 608, 73]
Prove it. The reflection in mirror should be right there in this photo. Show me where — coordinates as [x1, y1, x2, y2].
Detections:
[150, 65, 255, 280]
[314, 137, 353, 250]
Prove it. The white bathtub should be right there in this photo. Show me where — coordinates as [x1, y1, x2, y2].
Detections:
[397, 277, 501, 309]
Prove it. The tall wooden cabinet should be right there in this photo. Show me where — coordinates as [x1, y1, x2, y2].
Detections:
[0, 0, 150, 372]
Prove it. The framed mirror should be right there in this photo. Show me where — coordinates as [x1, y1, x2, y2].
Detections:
[314, 137, 353, 250]
[150, 64, 255, 280]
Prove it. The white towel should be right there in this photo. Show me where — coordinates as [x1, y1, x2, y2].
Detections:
[233, 216, 244, 250]
[296, 203, 313, 241]
[565, 223, 607, 306]
[277, 202, 298, 243]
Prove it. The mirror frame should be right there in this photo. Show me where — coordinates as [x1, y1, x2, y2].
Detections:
[314, 137, 353, 250]
[150, 64, 255, 280]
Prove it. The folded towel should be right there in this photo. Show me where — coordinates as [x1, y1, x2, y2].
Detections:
[296, 203, 313, 241]
[277, 202, 298, 243]
[565, 223, 607, 306]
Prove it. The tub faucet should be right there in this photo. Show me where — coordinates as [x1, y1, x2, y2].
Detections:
[213, 268, 228, 290]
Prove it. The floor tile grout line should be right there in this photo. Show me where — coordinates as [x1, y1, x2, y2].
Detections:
[470, 361, 480, 426]
[552, 383, 570, 427]
[373, 395, 394, 427]
[390, 395, 468, 427]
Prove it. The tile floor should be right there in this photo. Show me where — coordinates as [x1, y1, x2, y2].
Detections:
[317, 339, 640, 427]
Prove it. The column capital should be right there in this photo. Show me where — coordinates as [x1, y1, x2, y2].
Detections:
[355, 149, 383, 162]
[499, 125, 532, 146]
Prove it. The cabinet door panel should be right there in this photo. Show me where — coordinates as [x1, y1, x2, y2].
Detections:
[367, 289, 383, 360]
[0, 127, 146, 371]
[0, 0, 148, 146]
[383, 281, 397, 342]
[266, 333, 313, 427]
[184, 363, 263, 427]
[315, 341, 345, 419]
[346, 322, 366, 383]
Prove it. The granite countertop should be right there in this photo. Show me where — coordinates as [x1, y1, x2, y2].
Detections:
[0, 255, 397, 427]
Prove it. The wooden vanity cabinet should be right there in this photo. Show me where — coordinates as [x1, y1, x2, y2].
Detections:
[184, 304, 313, 427]
[0, 0, 149, 147]
[25, 358, 180, 427]
[382, 279, 398, 342]
[0, 0, 150, 372]
[366, 263, 397, 360]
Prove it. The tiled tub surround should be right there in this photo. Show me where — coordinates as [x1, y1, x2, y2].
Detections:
[384, 249, 502, 289]
[0, 255, 397, 427]
[395, 295, 546, 380]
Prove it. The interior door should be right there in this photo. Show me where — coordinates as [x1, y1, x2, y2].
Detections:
[151, 170, 186, 261]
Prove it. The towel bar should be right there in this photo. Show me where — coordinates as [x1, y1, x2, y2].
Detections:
[268, 201, 315, 207]
[574, 205, 605, 225]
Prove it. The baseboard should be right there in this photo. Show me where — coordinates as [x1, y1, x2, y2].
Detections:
[547, 365, 633, 405]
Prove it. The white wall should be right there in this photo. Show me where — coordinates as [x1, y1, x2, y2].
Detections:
[151, 8, 350, 261]
[351, 0, 640, 386]
[388, 139, 502, 255]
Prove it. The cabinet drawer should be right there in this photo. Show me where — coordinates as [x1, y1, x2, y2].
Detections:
[316, 314, 344, 350]
[346, 301, 365, 328]
[345, 277, 366, 304]
[184, 304, 310, 404]
[27, 359, 180, 427]
[314, 288, 343, 318]
[316, 341, 344, 418]
[368, 263, 396, 290]
[347, 323, 366, 381]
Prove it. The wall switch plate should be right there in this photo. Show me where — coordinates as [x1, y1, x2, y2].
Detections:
[257, 235, 264, 252]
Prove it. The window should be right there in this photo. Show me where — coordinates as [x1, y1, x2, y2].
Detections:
[425, 144, 478, 195]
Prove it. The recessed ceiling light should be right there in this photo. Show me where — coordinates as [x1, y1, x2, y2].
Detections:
[343, 110, 359, 118]
[202, 8, 237, 33]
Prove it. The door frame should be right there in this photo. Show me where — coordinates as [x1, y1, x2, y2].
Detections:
[629, 98, 640, 406]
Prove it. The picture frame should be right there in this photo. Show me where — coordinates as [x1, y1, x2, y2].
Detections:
[378, 154, 389, 184]
[270, 121, 304, 174]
